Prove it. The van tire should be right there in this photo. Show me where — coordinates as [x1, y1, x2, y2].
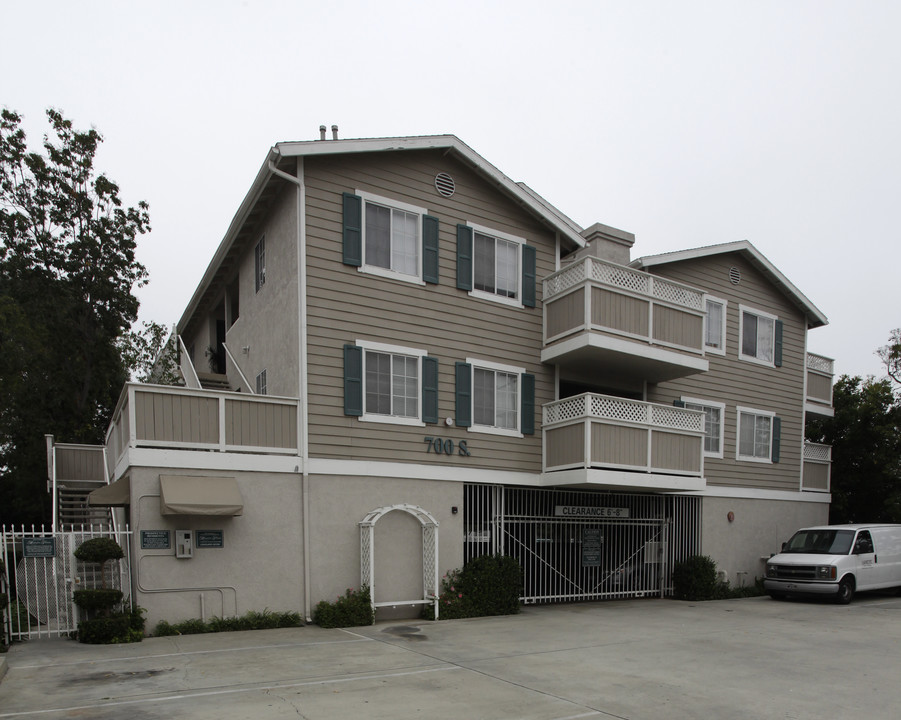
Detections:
[767, 592, 786, 601]
[836, 577, 855, 605]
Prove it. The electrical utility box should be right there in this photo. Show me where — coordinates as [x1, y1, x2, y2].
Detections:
[175, 530, 194, 559]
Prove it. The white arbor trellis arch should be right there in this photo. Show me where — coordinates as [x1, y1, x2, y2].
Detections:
[359, 504, 439, 619]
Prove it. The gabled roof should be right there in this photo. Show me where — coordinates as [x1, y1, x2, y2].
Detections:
[178, 135, 585, 332]
[631, 240, 828, 328]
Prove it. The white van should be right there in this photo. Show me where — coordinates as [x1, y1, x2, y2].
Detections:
[764, 524, 901, 604]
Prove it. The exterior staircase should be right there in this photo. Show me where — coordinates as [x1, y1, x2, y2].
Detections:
[197, 372, 232, 391]
[56, 481, 113, 530]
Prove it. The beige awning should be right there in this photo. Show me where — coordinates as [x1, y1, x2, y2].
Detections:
[88, 477, 131, 507]
[159, 475, 244, 516]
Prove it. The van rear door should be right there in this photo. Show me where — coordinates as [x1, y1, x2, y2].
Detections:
[854, 530, 877, 590]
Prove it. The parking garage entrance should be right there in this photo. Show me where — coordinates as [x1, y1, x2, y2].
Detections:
[464, 485, 701, 603]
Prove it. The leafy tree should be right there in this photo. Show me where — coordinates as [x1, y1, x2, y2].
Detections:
[0, 108, 151, 525]
[807, 375, 901, 523]
[876, 328, 901, 388]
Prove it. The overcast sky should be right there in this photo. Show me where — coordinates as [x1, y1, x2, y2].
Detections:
[5, 0, 899, 380]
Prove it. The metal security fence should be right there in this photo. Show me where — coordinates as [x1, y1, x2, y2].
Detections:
[464, 485, 701, 603]
[1, 525, 132, 642]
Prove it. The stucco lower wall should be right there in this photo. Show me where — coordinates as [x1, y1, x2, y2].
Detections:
[308, 475, 464, 621]
[129, 468, 304, 631]
[700, 495, 829, 587]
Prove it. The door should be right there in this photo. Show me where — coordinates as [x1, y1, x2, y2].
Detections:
[853, 530, 877, 590]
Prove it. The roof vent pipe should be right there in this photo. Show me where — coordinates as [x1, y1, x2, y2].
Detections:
[319, 125, 326, 141]
[332, 124, 339, 140]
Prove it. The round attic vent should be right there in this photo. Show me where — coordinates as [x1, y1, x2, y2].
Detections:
[435, 172, 455, 197]
[729, 266, 741, 285]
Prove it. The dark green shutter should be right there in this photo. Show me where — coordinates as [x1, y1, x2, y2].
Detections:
[343, 344, 363, 416]
[423, 215, 439, 284]
[422, 356, 439, 424]
[771, 416, 781, 463]
[522, 245, 537, 308]
[456, 224, 473, 290]
[455, 362, 472, 428]
[774, 319, 784, 367]
[673, 399, 686, 408]
[521, 373, 535, 435]
[342, 193, 362, 267]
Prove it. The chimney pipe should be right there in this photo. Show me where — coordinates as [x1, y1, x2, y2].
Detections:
[319, 125, 326, 141]
[331, 125, 339, 140]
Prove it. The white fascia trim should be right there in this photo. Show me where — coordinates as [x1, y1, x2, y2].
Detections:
[539, 469, 706, 492]
[632, 240, 828, 328]
[683, 485, 832, 504]
[540, 332, 710, 373]
[805, 402, 835, 418]
[114, 448, 303, 479]
[307, 458, 540, 485]
[357, 339, 428, 357]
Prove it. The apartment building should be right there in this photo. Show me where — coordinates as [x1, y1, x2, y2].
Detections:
[51, 132, 833, 627]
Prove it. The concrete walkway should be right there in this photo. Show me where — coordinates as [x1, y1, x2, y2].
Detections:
[2, 594, 900, 719]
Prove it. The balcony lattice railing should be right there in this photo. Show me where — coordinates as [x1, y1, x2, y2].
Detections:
[543, 393, 704, 476]
[545, 256, 705, 311]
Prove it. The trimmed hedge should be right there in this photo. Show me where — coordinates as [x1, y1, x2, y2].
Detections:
[672, 555, 719, 600]
[77, 607, 145, 644]
[431, 554, 523, 620]
[154, 609, 303, 637]
[314, 587, 374, 628]
[73, 538, 124, 564]
[73, 588, 123, 611]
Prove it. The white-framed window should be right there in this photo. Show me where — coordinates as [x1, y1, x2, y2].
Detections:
[255, 369, 267, 395]
[704, 295, 727, 355]
[739, 305, 777, 365]
[469, 223, 524, 307]
[736, 406, 775, 463]
[466, 357, 524, 437]
[682, 398, 725, 458]
[255, 236, 266, 293]
[358, 340, 427, 426]
[358, 190, 427, 284]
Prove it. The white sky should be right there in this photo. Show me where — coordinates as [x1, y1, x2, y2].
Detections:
[5, 0, 900, 379]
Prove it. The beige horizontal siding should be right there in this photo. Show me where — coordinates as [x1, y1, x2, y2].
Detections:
[648, 253, 809, 493]
[303, 150, 556, 473]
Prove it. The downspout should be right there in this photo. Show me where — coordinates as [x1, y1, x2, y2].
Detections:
[268, 153, 313, 623]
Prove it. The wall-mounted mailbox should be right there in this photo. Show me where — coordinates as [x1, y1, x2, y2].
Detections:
[175, 530, 194, 559]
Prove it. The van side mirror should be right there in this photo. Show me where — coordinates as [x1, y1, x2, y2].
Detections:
[781, 542, 786, 551]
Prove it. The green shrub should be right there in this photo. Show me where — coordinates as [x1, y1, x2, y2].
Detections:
[73, 538, 124, 564]
[314, 587, 374, 628]
[672, 555, 719, 600]
[153, 609, 303, 637]
[78, 607, 145, 644]
[73, 588, 123, 612]
[429, 554, 523, 620]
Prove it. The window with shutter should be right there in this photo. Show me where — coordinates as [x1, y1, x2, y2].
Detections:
[457, 222, 534, 308]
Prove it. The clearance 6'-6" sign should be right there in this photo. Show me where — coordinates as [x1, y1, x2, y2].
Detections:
[554, 506, 630, 518]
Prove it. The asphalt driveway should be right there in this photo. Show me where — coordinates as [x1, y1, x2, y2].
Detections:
[2, 593, 900, 719]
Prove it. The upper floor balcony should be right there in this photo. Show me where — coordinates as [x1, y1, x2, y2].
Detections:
[541, 393, 706, 492]
[806, 353, 834, 416]
[542, 257, 709, 383]
[106, 383, 299, 474]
